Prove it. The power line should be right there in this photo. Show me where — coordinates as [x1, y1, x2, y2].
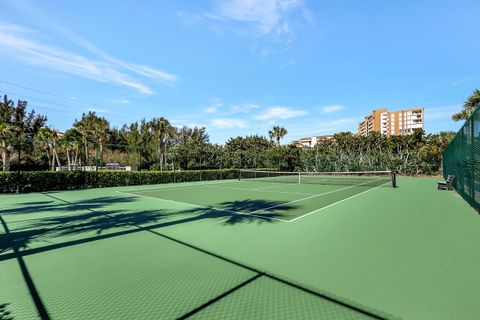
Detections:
[1, 79, 101, 107]
[2, 90, 139, 122]
[0, 80, 145, 119]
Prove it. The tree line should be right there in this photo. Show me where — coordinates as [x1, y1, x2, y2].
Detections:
[1, 91, 471, 174]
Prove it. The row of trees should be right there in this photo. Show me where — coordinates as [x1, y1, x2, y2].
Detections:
[3, 89, 478, 174]
[0, 96, 46, 171]
[299, 130, 455, 174]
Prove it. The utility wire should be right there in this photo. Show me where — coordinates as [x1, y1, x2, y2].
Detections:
[1, 79, 102, 107]
[0, 79, 145, 119]
[2, 90, 138, 122]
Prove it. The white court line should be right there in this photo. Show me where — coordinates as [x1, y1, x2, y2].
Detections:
[115, 190, 290, 222]
[117, 180, 242, 194]
[204, 184, 315, 196]
[236, 179, 299, 192]
[249, 178, 385, 215]
[288, 181, 390, 222]
[252, 183, 299, 191]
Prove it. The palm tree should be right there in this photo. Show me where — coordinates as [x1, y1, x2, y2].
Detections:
[92, 117, 110, 166]
[0, 95, 46, 171]
[74, 111, 109, 167]
[452, 89, 480, 121]
[35, 127, 62, 170]
[0, 122, 14, 171]
[268, 126, 288, 146]
[120, 122, 143, 168]
[150, 117, 174, 170]
[64, 128, 83, 170]
[74, 112, 97, 165]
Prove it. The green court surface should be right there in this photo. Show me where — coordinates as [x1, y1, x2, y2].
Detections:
[1, 177, 480, 319]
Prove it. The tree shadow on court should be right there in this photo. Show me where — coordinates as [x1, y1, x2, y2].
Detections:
[0, 196, 134, 217]
[0, 194, 302, 320]
[184, 199, 295, 225]
[0, 196, 297, 261]
[0, 303, 13, 320]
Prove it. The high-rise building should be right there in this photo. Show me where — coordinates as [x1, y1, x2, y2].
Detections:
[358, 108, 424, 136]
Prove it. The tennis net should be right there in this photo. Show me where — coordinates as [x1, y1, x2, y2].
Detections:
[239, 170, 397, 187]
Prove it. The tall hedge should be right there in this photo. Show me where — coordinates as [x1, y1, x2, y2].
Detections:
[0, 169, 239, 193]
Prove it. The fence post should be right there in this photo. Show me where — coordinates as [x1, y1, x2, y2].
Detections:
[16, 136, 21, 194]
[199, 153, 202, 181]
[470, 115, 475, 202]
[173, 147, 176, 183]
[95, 143, 99, 171]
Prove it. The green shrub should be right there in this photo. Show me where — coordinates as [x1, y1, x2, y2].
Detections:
[0, 172, 18, 193]
[0, 169, 239, 193]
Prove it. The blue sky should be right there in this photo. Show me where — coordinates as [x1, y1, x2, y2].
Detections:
[0, 0, 479, 143]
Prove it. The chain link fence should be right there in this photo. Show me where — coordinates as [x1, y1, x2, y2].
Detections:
[443, 103, 480, 211]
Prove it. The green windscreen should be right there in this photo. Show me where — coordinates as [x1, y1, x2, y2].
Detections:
[442, 103, 480, 211]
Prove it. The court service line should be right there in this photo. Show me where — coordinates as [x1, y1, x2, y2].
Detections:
[249, 178, 385, 215]
[252, 183, 299, 191]
[115, 190, 290, 222]
[288, 181, 390, 222]
[204, 185, 315, 196]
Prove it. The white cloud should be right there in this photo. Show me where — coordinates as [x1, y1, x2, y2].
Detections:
[287, 118, 359, 137]
[230, 103, 259, 113]
[425, 105, 461, 121]
[204, 97, 223, 113]
[211, 118, 247, 128]
[37, 20, 180, 85]
[450, 78, 471, 86]
[255, 106, 306, 120]
[0, 23, 178, 94]
[176, 11, 206, 26]
[129, 64, 178, 84]
[87, 108, 108, 114]
[214, 0, 308, 36]
[205, 107, 218, 114]
[178, 0, 313, 56]
[108, 99, 130, 104]
[322, 104, 344, 113]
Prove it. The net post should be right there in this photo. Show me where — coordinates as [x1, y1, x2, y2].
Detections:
[298, 172, 301, 184]
[392, 171, 397, 188]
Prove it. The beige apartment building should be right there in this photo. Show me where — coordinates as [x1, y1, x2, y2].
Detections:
[358, 108, 424, 136]
[291, 135, 334, 148]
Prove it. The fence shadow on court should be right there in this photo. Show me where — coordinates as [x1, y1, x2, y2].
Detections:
[0, 195, 296, 260]
[0, 196, 134, 217]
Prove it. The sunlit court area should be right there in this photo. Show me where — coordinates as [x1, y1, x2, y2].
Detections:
[2, 170, 480, 319]
[2, 0, 480, 319]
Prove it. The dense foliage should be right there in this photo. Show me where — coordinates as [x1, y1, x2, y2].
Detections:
[299, 130, 455, 174]
[1, 94, 457, 181]
[0, 169, 239, 193]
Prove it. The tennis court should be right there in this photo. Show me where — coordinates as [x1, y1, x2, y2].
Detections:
[117, 170, 396, 222]
[2, 174, 480, 319]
